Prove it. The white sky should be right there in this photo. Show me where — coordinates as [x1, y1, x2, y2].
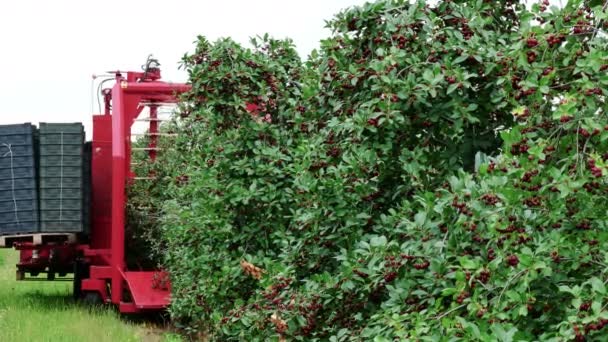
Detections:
[0, 0, 561, 139]
[0, 0, 367, 138]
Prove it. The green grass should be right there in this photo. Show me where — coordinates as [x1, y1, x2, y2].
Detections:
[0, 249, 182, 342]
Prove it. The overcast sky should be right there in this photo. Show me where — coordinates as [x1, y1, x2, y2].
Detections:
[0, 0, 561, 139]
[0, 0, 367, 137]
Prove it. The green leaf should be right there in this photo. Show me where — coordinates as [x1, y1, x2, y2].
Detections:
[518, 305, 528, 317]
[459, 257, 478, 270]
[456, 317, 482, 340]
[423, 69, 434, 82]
[519, 254, 533, 268]
[454, 55, 468, 64]
[572, 298, 582, 311]
[589, 277, 606, 295]
[593, 301, 602, 315]
[442, 288, 458, 296]
[370, 236, 388, 248]
[506, 290, 521, 302]
[540, 85, 550, 94]
[341, 280, 355, 291]
[447, 83, 459, 94]
[491, 324, 517, 342]
[414, 211, 427, 226]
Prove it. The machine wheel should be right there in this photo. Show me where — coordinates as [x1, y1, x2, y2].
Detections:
[16, 270, 25, 281]
[47, 272, 55, 281]
[72, 258, 90, 300]
[81, 291, 103, 306]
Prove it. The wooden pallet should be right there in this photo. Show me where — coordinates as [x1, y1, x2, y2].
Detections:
[0, 233, 77, 247]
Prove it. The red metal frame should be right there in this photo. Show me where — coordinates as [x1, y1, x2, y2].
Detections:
[81, 68, 189, 312]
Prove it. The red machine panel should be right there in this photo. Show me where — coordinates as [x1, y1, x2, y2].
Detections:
[91, 115, 113, 250]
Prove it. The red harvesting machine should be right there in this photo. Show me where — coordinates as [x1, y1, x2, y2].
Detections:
[11, 58, 191, 313]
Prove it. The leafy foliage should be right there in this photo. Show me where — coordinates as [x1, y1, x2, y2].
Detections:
[129, 0, 608, 340]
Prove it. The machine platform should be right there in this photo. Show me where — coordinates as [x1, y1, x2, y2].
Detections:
[124, 271, 170, 310]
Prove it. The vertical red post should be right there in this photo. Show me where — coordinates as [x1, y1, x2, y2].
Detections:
[111, 79, 126, 304]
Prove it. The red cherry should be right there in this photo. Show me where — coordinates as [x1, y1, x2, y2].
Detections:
[526, 37, 539, 48]
[506, 255, 519, 267]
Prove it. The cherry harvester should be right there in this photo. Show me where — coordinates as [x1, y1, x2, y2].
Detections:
[10, 60, 190, 313]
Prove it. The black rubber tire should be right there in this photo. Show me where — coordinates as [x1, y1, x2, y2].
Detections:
[82, 291, 103, 306]
[16, 270, 25, 281]
[72, 259, 90, 300]
[47, 272, 55, 281]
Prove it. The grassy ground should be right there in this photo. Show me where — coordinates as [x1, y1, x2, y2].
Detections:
[0, 249, 183, 342]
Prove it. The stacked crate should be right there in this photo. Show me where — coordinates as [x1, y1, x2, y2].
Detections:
[38, 123, 85, 233]
[0, 124, 39, 235]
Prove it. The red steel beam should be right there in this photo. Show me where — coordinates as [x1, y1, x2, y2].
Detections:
[121, 82, 191, 94]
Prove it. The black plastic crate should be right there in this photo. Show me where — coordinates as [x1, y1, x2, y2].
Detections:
[0, 178, 36, 191]
[0, 211, 38, 222]
[39, 188, 81, 200]
[0, 198, 38, 212]
[38, 123, 85, 234]
[0, 134, 32, 145]
[0, 124, 36, 136]
[0, 144, 36, 157]
[39, 144, 83, 156]
[39, 166, 82, 178]
[39, 209, 81, 221]
[38, 123, 84, 155]
[39, 123, 84, 134]
[0, 123, 39, 235]
[39, 134, 85, 145]
[0, 166, 36, 179]
[0, 219, 38, 234]
[40, 199, 82, 211]
[40, 209, 82, 222]
[39, 209, 82, 233]
[0, 156, 37, 168]
[39, 177, 83, 189]
[39, 155, 82, 167]
[40, 222, 82, 232]
[0, 188, 36, 202]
